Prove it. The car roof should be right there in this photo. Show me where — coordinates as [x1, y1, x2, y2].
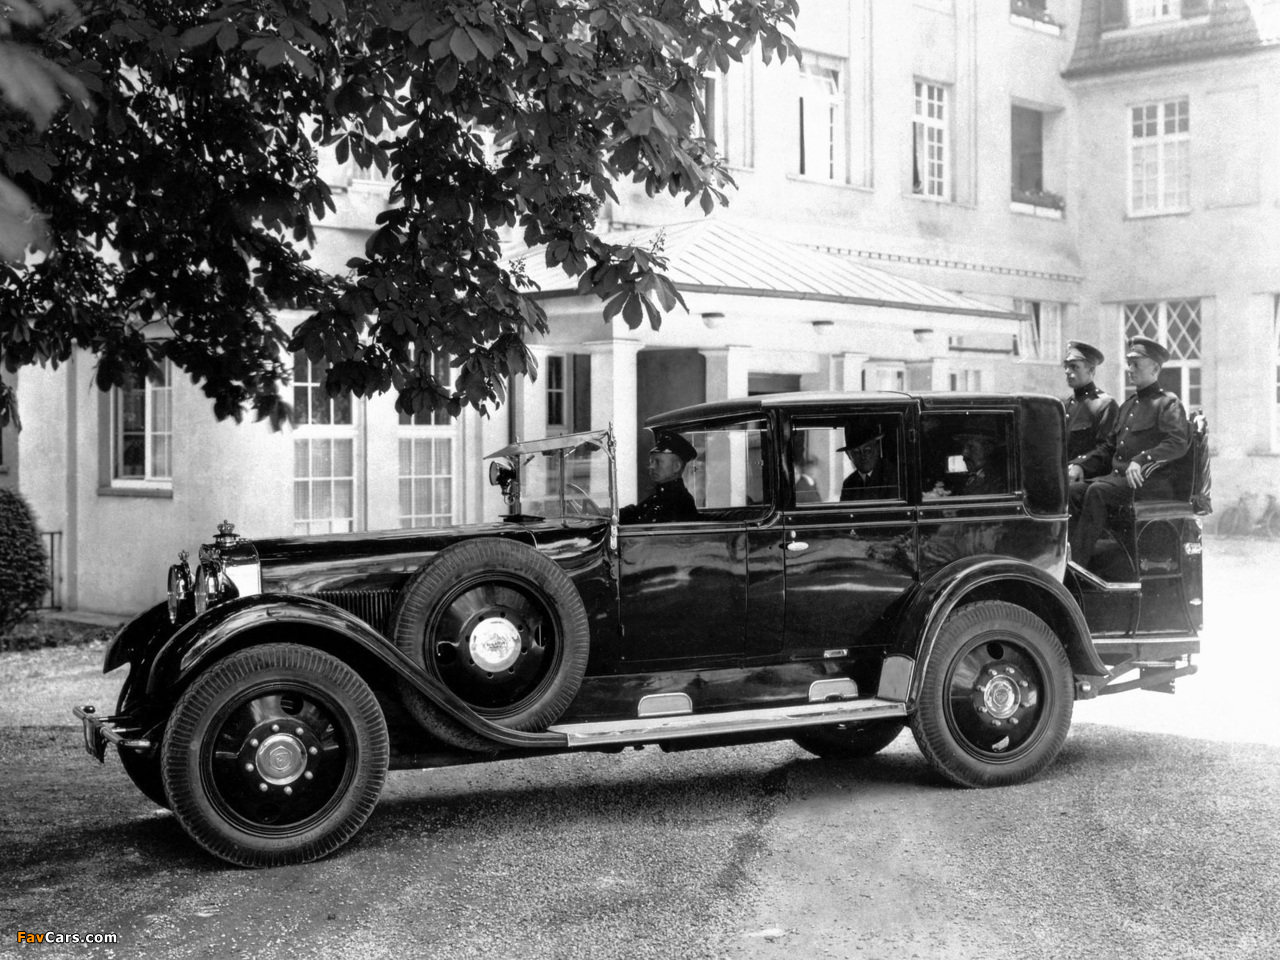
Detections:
[646, 391, 1040, 429]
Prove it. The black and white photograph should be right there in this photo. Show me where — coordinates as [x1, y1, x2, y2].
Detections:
[1, 0, 1277, 957]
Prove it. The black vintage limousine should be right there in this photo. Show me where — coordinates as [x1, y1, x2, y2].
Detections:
[74, 391, 1208, 866]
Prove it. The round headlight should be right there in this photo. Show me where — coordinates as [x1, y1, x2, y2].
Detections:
[167, 560, 192, 624]
[193, 562, 220, 616]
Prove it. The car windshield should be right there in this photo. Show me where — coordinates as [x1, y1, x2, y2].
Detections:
[486, 429, 614, 520]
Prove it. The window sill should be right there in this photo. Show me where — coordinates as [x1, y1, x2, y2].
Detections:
[1102, 15, 1208, 37]
[907, 191, 955, 205]
[1010, 201, 1064, 220]
[1009, 13, 1063, 36]
[784, 174, 874, 194]
[1125, 207, 1192, 220]
[98, 484, 173, 499]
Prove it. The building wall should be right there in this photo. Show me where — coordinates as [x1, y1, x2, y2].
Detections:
[1065, 6, 1280, 508]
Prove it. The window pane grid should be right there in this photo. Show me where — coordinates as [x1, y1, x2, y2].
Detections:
[293, 437, 356, 535]
[114, 360, 173, 482]
[913, 81, 948, 198]
[1129, 97, 1190, 214]
[798, 60, 845, 182]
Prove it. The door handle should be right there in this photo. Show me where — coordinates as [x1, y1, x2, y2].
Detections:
[784, 540, 809, 552]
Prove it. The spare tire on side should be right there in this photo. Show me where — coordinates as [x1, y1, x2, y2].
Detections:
[390, 539, 591, 747]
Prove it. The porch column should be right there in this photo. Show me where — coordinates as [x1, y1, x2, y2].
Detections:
[700, 345, 751, 402]
[840, 353, 869, 393]
[514, 343, 551, 444]
[585, 338, 642, 505]
[699, 347, 752, 507]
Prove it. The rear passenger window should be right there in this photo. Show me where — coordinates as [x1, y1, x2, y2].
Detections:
[790, 414, 906, 506]
[921, 412, 1016, 498]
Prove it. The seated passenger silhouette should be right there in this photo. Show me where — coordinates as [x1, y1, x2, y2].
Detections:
[839, 422, 897, 501]
[620, 431, 700, 523]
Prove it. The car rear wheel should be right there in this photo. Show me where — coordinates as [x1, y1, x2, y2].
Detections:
[161, 644, 388, 868]
[793, 719, 906, 760]
[392, 540, 590, 747]
[910, 601, 1072, 788]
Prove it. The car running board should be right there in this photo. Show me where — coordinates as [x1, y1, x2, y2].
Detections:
[548, 698, 908, 749]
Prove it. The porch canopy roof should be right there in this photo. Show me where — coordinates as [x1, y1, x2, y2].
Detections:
[508, 219, 1022, 322]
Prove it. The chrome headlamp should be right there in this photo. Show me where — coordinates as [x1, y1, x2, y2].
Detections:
[167, 551, 192, 624]
[167, 521, 261, 625]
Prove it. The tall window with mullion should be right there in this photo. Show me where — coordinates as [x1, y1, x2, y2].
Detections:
[293, 354, 355, 535]
[913, 81, 949, 199]
[795, 55, 845, 182]
[398, 352, 457, 529]
[1122, 299, 1202, 405]
[113, 359, 173, 483]
[1129, 97, 1190, 215]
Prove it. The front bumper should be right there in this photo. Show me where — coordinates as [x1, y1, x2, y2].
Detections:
[72, 705, 152, 762]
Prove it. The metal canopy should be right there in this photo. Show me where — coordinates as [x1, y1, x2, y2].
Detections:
[509, 219, 1023, 321]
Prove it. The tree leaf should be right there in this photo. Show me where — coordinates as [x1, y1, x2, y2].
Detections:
[179, 22, 222, 48]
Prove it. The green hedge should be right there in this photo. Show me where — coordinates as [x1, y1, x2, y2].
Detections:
[0, 488, 50, 636]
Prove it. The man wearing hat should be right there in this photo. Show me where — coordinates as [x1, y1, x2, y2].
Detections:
[1067, 336, 1191, 569]
[839, 420, 897, 501]
[620, 431, 700, 523]
[1062, 340, 1119, 462]
[958, 426, 1005, 496]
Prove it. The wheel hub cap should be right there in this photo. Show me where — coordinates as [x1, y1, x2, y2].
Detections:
[981, 675, 1021, 719]
[255, 733, 307, 785]
[469, 617, 522, 672]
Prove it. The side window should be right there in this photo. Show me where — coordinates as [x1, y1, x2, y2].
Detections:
[790, 414, 905, 506]
[683, 419, 770, 517]
[921, 412, 1016, 499]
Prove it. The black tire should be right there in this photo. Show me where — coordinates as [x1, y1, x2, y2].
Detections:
[910, 601, 1073, 788]
[116, 678, 168, 809]
[793, 718, 906, 760]
[391, 540, 590, 746]
[160, 644, 388, 868]
[1216, 507, 1243, 537]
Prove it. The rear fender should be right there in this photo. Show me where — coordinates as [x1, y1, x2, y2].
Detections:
[878, 556, 1107, 709]
[141, 594, 567, 750]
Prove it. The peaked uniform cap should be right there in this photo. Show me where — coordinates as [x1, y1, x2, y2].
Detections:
[1064, 340, 1105, 365]
[1125, 336, 1170, 366]
[650, 431, 697, 463]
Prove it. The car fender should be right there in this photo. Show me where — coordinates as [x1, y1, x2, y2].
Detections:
[878, 555, 1108, 709]
[142, 593, 568, 750]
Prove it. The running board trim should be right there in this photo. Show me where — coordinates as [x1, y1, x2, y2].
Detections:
[548, 699, 908, 749]
[1067, 560, 1142, 592]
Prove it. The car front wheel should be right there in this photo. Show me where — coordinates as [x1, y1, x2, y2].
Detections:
[910, 600, 1073, 788]
[160, 644, 388, 868]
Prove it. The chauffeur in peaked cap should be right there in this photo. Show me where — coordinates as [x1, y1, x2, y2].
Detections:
[1067, 336, 1190, 570]
[619, 430, 700, 524]
[1062, 339, 1119, 462]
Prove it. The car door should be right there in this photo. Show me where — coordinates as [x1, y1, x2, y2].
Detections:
[616, 417, 782, 666]
[781, 406, 919, 658]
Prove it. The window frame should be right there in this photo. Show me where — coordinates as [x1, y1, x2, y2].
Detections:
[397, 352, 460, 529]
[1121, 299, 1203, 407]
[1128, 97, 1191, 217]
[912, 80, 951, 201]
[795, 54, 847, 183]
[292, 354, 359, 536]
[788, 411, 909, 510]
[109, 358, 174, 489]
[920, 409, 1020, 501]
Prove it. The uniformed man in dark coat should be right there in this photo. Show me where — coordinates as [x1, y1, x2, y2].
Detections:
[1062, 340, 1119, 462]
[839, 421, 897, 501]
[619, 431, 700, 523]
[1068, 337, 1190, 568]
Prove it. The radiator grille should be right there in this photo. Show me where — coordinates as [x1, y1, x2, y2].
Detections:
[308, 590, 399, 635]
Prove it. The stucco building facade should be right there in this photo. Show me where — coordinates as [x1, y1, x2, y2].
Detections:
[14, 0, 1277, 614]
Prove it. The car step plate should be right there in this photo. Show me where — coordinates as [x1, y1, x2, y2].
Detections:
[549, 698, 907, 748]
